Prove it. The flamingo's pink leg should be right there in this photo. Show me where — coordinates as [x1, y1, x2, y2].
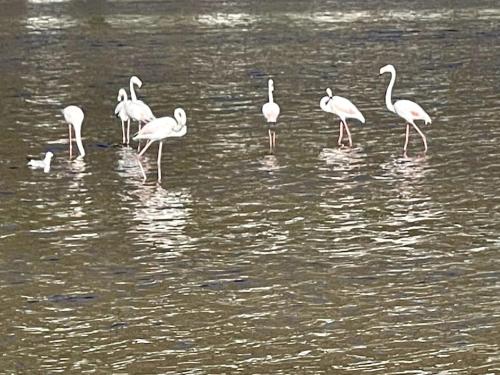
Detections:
[403, 124, 410, 152]
[138, 139, 154, 157]
[157, 141, 163, 182]
[343, 121, 353, 148]
[337, 121, 344, 147]
[68, 125, 73, 159]
[412, 123, 428, 153]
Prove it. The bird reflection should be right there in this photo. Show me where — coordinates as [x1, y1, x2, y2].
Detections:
[258, 154, 282, 172]
[116, 146, 145, 182]
[131, 185, 192, 252]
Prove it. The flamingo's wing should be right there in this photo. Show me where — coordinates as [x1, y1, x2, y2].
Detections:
[114, 101, 124, 116]
[331, 96, 365, 123]
[262, 102, 280, 122]
[394, 100, 431, 124]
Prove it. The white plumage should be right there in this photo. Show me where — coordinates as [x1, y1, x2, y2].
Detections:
[62, 105, 85, 158]
[133, 108, 187, 182]
[320, 87, 365, 148]
[114, 88, 131, 144]
[262, 79, 280, 152]
[28, 151, 53, 173]
[380, 64, 431, 153]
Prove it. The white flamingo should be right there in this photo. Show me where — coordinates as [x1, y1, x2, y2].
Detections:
[114, 88, 131, 145]
[133, 108, 187, 182]
[126, 76, 155, 131]
[27, 151, 53, 173]
[320, 88, 365, 148]
[379, 64, 432, 154]
[62, 105, 85, 159]
[262, 79, 280, 152]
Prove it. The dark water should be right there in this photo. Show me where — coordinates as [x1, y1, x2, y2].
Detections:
[0, 0, 499, 373]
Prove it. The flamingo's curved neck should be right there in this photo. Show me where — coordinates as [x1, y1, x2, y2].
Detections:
[385, 70, 396, 113]
[130, 80, 138, 102]
[74, 125, 86, 157]
[268, 85, 274, 104]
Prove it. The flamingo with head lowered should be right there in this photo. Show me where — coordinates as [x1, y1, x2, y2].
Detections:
[379, 64, 432, 155]
[133, 108, 187, 183]
[262, 79, 280, 153]
[62, 105, 86, 159]
[320, 87, 365, 148]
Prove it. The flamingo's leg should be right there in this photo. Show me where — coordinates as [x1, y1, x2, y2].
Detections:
[68, 125, 73, 159]
[268, 128, 273, 154]
[126, 119, 131, 145]
[157, 141, 163, 183]
[412, 123, 428, 153]
[121, 120, 126, 145]
[138, 139, 154, 157]
[343, 121, 353, 148]
[337, 121, 344, 147]
[403, 123, 410, 153]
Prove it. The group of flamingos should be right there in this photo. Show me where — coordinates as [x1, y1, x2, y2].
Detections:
[265, 64, 431, 155]
[29, 64, 432, 182]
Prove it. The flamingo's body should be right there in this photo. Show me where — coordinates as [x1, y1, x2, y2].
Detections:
[320, 88, 365, 148]
[133, 108, 187, 182]
[62, 105, 85, 159]
[28, 151, 53, 173]
[126, 76, 155, 128]
[379, 64, 431, 154]
[262, 79, 280, 152]
[114, 88, 131, 145]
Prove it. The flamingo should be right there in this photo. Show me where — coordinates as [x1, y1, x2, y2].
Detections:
[133, 108, 187, 182]
[126, 76, 155, 131]
[114, 88, 131, 145]
[320, 88, 365, 148]
[262, 79, 280, 153]
[62, 105, 85, 159]
[379, 64, 432, 154]
[27, 151, 53, 173]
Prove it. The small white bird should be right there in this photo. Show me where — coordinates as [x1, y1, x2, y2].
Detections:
[62, 105, 85, 159]
[27, 151, 54, 173]
[379, 64, 432, 154]
[115, 88, 131, 145]
[133, 108, 187, 182]
[262, 79, 280, 153]
[126, 76, 155, 130]
[320, 88, 365, 148]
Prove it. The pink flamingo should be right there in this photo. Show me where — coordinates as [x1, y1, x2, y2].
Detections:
[320, 88, 365, 148]
[133, 108, 187, 182]
[379, 64, 432, 154]
[262, 79, 280, 153]
[62, 105, 85, 159]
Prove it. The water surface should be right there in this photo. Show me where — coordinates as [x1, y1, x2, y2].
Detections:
[0, 0, 499, 373]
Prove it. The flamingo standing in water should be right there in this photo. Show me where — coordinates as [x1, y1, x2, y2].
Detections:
[62, 105, 86, 159]
[262, 79, 280, 153]
[114, 88, 131, 145]
[133, 108, 187, 182]
[379, 64, 432, 154]
[320, 88, 365, 148]
[126, 76, 155, 131]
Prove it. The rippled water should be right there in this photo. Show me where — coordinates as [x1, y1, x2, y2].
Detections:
[0, 0, 499, 373]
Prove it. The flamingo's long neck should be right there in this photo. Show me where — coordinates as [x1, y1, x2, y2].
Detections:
[268, 85, 274, 104]
[74, 125, 86, 157]
[130, 80, 138, 102]
[385, 70, 396, 113]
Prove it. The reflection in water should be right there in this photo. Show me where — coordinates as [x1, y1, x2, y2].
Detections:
[131, 185, 192, 254]
[1, 0, 499, 373]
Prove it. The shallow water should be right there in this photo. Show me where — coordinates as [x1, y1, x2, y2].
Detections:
[0, 0, 499, 373]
